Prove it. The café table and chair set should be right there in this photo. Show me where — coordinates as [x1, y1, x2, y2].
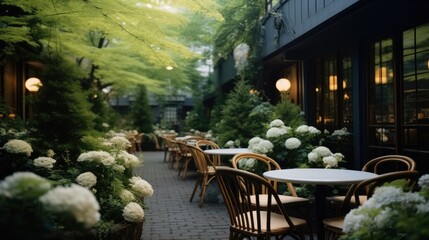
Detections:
[160, 135, 419, 240]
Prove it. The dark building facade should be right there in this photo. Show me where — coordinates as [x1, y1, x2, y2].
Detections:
[212, 0, 429, 173]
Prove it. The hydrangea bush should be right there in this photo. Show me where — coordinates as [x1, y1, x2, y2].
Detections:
[0, 134, 153, 239]
[341, 174, 429, 240]
[248, 119, 345, 169]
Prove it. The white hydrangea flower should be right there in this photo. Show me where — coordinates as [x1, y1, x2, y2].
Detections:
[322, 156, 338, 168]
[307, 152, 319, 163]
[0, 172, 51, 199]
[46, 149, 55, 158]
[250, 140, 274, 154]
[343, 208, 373, 233]
[295, 125, 309, 133]
[312, 146, 333, 157]
[266, 127, 287, 138]
[245, 158, 256, 169]
[122, 202, 144, 222]
[374, 207, 396, 229]
[416, 202, 429, 214]
[77, 151, 115, 166]
[308, 126, 321, 135]
[130, 178, 154, 197]
[332, 152, 345, 161]
[75, 172, 97, 188]
[2, 139, 33, 157]
[225, 140, 235, 148]
[269, 119, 285, 128]
[120, 189, 136, 202]
[33, 157, 57, 169]
[39, 184, 100, 229]
[110, 136, 132, 150]
[113, 164, 126, 173]
[248, 137, 263, 148]
[418, 174, 429, 189]
[285, 137, 301, 150]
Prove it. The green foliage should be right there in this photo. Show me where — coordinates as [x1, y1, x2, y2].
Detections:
[29, 53, 96, 160]
[213, 79, 267, 146]
[0, 99, 25, 132]
[271, 95, 305, 127]
[213, 0, 264, 81]
[184, 100, 210, 132]
[129, 85, 154, 133]
[1, 0, 223, 94]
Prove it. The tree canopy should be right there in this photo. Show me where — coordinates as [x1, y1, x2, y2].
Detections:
[0, 0, 223, 93]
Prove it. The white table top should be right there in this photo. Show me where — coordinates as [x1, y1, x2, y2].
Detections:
[263, 168, 378, 185]
[204, 148, 251, 155]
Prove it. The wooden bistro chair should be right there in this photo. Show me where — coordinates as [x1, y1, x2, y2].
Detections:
[216, 166, 312, 240]
[195, 139, 221, 167]
[232, 153, 313, 238]
[323, 170, 420, 240]
[175, 140, 194, 180]
[187, 144, 217, 207]
[329, 154, 416, 213]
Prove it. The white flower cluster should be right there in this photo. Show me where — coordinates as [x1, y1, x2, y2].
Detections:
[33, 157, 57, 169]
[110, 136, 132, 150]
[120, 189, 136, 202]
[2, 139, 33, 157]
[116, 150, 142, 168]
[122, 202, 144, 222]
[418, 174, 429, 189]
[237, 158, 257, 171]
[295, 125, 321, 135]
[343, 183, 429, 235]
[307, 146, 344, 168]
[129, 176, 154, 197]
[0, 171, 51, 199]
[269, 119, 285, 128]
[39, 184, 100, 229]
[224, 140, 235, 148]
[285, 137, 301, 150]
[248, 137, 274, 154]
[330, 127, 351, 139]
[266, 119, 291, 138]
[77, 151, 115, 166]
[75, 172, 97, 188]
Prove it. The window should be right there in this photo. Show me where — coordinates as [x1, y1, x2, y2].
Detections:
[315, 53, 353, 132]
[402, 23, 429, 150]
[164, 106, 177, 123]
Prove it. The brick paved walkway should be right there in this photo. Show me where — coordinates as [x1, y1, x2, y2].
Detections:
[135, 151, 316, 240]
[135, 151, 230, 240]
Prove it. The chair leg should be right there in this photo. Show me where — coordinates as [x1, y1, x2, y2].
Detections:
[190, 176, 202, 202]
[181, 158, 191, 180]
[199, 175, 209, 207]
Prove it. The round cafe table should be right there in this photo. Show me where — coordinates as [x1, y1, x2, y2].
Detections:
[203, 148, 251, 156]
[263, 168, 378, 240]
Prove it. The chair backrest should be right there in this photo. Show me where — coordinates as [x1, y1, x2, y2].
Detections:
[362, 155, 416, 174]
[215, 166, 297, 235]
[195, 140, 221, 166]
[353, 170, 419, 205]
[176, 140, 191, 157]
[341, 170, 420, 210]
[187, 144, 211, 174]
[232, 153, 298, 197]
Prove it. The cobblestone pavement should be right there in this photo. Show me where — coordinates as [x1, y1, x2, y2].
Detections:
[135, 151, 316, 240]
[135, 151, 230, 240]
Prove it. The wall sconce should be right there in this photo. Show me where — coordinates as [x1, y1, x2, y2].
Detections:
[25, 77, 42, 92]
[275, 77, 291, 92]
